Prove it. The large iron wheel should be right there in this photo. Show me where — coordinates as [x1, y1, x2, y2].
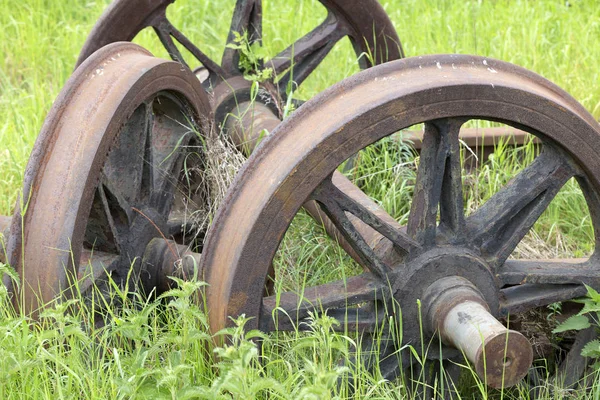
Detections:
[76, 0, 403, 103]
[200, 54, 600, 393]
[6, 42, 211, 314]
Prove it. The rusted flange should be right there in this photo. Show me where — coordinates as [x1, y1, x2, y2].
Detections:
[7, 42, 211, 314]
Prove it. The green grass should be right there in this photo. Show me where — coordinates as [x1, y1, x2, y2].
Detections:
[2, 0, 600, 398]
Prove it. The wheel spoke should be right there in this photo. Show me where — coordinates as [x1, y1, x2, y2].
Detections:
[153, 17, 226, 77]
[465, 148, 575, 268]
[408, 359, 461, 400]
[139, 102, 155, 203]
[498, 258, 597, 286]
[154, 23, 189, 68]
[304, 172, 409, 269]
[222, 0, 262, 74]
[84, 184, 126, 253]
[347, 331, 404, 387]
[97, 182, 134, 246]
[578, 175, 600, 249]
[329, 173, 418, 254]
[500, 283, 586, 316]
[407, 118, 465, 246]
[312, 175, 410, 277]
[97, 102, 149, 245]
[270, 12, 346, 98]
[146, 96, 195, 213]
[78, 248, 120, 294]
[438, 121, 466, 238]
[554, 327, 597, 389]
[260, 273, 389, 331]
[167, 209, 196, 238]
[102, 104, 151, 205]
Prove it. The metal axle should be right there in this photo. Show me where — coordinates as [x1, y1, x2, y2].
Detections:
[424, 276, 533, 388]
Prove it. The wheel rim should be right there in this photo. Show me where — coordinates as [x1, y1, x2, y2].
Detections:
[200, 54, 600, 388]
[7, 42, 211, 314]
[76, 0, 403, 102]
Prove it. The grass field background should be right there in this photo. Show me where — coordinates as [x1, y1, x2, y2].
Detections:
[1, 0, 600, 398]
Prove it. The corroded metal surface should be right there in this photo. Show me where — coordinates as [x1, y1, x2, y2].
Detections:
[74, 0, 408, 271]
[6, 42, 211, 314]
[142, 238, 202, 293]
[0, 1, 594, 390]
[200, 54, 600, 387]
[224, 98, 404, 267]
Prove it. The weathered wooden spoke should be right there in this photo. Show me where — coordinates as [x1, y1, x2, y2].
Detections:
[407, 118, 465, 246]
[499, 258, 598, 286]
[312, 177, 394, 278]
[78, 249, 120, 294]
[315, 174, 418, 256]
[154, 21, 189, 68]
[405, 358, 462, 400]
[260, 273, 388, 331]
[153, 17, 225, 77]
[500, 283, 587, 316]
[222, 0, 263, 75]
[85, 183, 129, 255]
[101, 104, 150, 205]
[272, 12, 346, 98]
[146, 95, 195, 214]
[466, 148, 575, 269]
[140, 102, 156, 200]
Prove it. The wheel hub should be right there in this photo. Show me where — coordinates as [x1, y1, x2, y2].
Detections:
[388, 247, 533, 387]
[391, 247, 500, 317]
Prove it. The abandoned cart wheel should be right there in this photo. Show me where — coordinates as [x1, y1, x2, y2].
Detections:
[7, 42, 211, 314]
[201, 54, 600, 392]
[76, 0, 403, 101]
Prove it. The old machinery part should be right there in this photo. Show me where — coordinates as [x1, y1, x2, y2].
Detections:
[5, 42, 211, 315]
[74, 0, 406, 267]
[76, 0, 403, 106]
[423, 276, 533, 388]
[76, 0, 542, 164]
[200, 54, 600, 391]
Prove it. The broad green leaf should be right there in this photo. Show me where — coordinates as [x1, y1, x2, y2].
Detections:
[585, 284, 600, 303]
[581, 339, 600, 358]
[553, 314, 591, 333]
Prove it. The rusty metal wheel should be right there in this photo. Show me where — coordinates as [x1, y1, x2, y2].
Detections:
[201, 54, 600, 393]
[76, 0, 403, 103]
[6, 42, 211, 314]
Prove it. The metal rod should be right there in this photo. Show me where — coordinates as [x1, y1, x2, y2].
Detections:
[401, 126, 538, 150]
[424, 276, 533, 388]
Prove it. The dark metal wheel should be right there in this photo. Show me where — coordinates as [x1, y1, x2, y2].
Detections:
[76, 0, 403, 104]
[200, 54, 600, 393]
[6, 42, 211, 314]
